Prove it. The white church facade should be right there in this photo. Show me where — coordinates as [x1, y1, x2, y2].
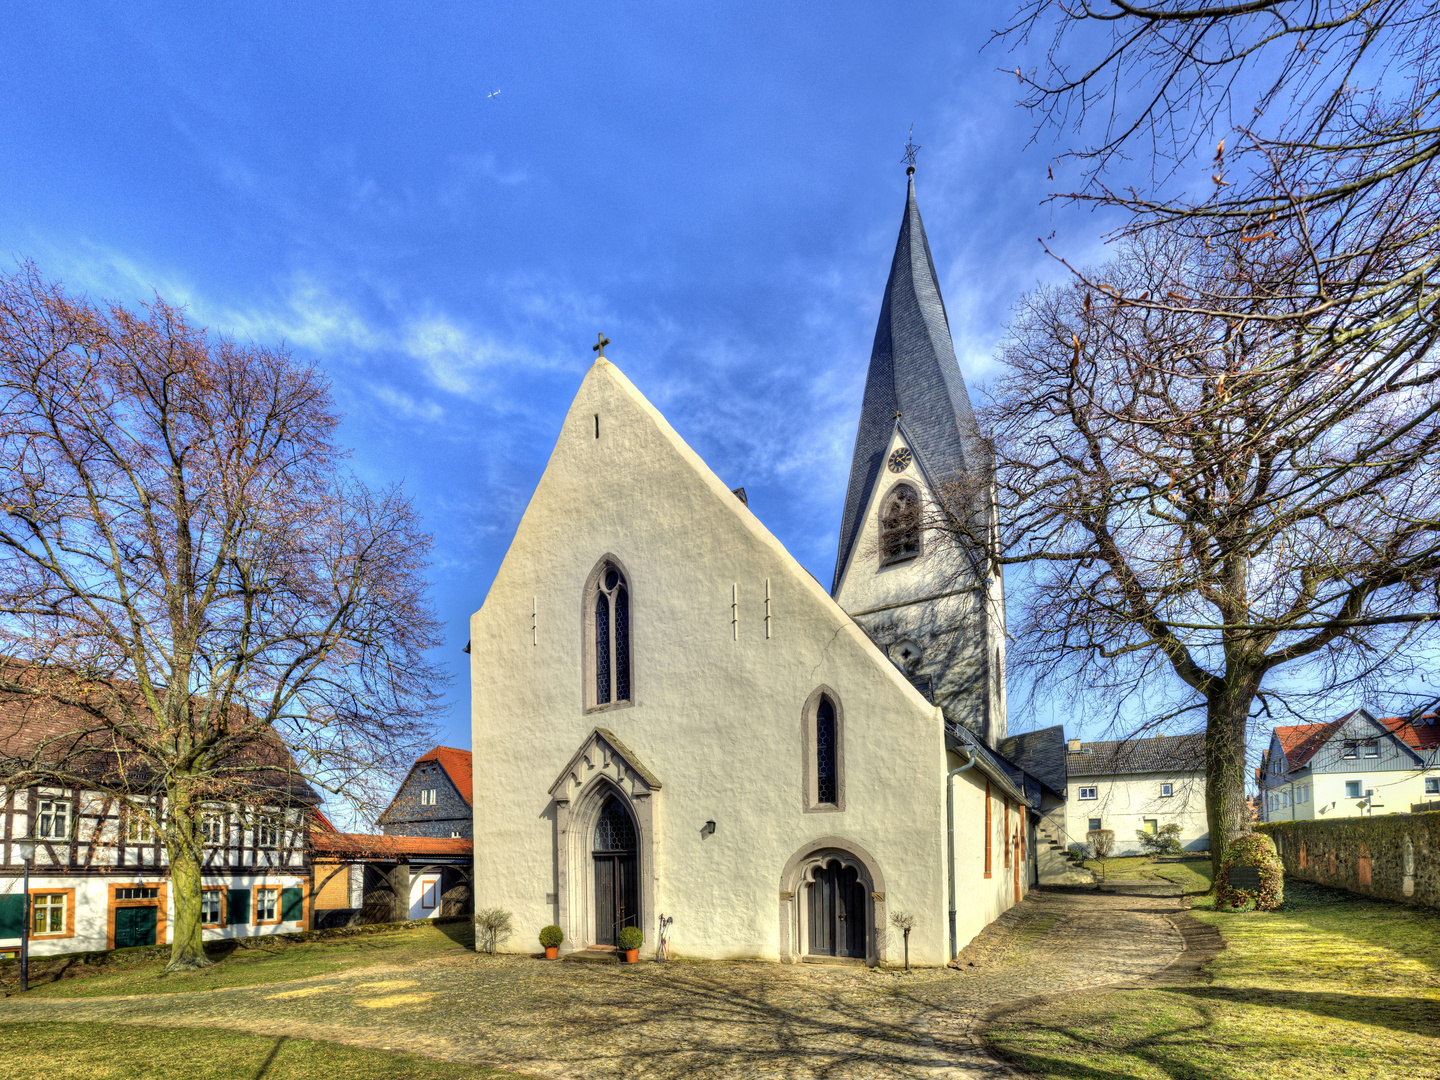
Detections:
[469, 173, 1065, 966]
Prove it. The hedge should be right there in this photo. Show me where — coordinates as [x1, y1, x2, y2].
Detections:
[1258, 812, 1440, 909]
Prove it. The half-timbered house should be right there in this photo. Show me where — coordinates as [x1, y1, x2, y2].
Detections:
[0, 691, 319, 956]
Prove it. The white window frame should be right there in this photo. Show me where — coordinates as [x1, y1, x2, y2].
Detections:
[32, 892, 66, 935]
[125, 806, 155, 843]
[419, 788, 437, 807]
[1345, 781, 1362, 799]
[1342, 741, 1358, 759]
[200, 812, 223, 845]
[1159, 783, 1173, 798]
[1363, 740, 1380, 758]
[1078, 786, 1097, 800]
[201, 889, 224, 925]
[255, 887, 278, 922]
[37, 799, 69, 839]
[1426, 777, 1440, 795]
[256, 815, 280, 849]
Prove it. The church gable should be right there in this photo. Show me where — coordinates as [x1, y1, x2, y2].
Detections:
[471, 356, 935, 720]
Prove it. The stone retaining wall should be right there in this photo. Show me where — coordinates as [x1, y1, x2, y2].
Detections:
[1257, 813, 1440, 908]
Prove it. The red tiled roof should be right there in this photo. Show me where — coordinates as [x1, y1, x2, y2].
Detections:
[418, 745, 472, 807]
[1274, 718, 1349, 770]
[1273, 710, 1440, 772]
[1376, 714, 1440, 751]
[311, 830, 473, 860]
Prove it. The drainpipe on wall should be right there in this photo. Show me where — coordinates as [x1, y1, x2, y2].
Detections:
[947, 748, 979, 961]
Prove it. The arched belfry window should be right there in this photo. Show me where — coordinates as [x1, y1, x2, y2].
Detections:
[588, 559, 632, 709]
[880, 483, 921, 565]
[802, 687, 844, 812]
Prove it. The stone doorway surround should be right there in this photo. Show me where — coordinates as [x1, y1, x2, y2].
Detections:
[548, 728, 660, 955]
[778, 837, 887, 967]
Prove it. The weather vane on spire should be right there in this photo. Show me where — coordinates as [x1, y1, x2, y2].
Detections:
[901, 124, 922, 174]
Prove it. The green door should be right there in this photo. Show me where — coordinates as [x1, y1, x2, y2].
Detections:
[114, 906, 157, 948]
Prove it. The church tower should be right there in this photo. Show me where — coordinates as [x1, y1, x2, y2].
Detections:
[832, 169, 1007, 747]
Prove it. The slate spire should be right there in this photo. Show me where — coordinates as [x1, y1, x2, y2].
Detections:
[832, 173, 988, 593]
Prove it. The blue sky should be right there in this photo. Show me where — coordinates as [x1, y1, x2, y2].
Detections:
[0, 3, 1110, 760]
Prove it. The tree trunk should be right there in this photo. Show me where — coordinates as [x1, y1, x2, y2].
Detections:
[164, 785, 212, 971]
[1204, 688, 1253, 884]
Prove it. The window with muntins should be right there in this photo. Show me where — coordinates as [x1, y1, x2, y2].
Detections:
[591, 562, 631, 707]
[816, 698, 838, 805]
[256, 816, 280, 848]
[255, 887, 278, 922]
[126, 808, 154, 843]
[38, 800, 68, 839]
[200, 813, 223, 845]
[201, 890, 224, 925]
[1078, 786, 1097, 800]
[32, 893, 65, 934]
[879, 484, 922, 565]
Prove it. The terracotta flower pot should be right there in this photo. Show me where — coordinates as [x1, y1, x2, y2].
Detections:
[624, 948, 639, 963]
[545, 946, 558, 959]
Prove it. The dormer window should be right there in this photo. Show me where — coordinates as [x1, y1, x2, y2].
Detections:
[879, 484, 921, 565]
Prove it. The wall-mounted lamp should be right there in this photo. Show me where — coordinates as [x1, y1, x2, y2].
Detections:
[704, 820, 717, 837]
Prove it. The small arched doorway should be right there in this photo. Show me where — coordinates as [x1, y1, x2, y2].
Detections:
[592, 795, 639, 945]
[808, 857, 868, 958]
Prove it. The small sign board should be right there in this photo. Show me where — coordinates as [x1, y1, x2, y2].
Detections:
[1229, 865, 1262, 890]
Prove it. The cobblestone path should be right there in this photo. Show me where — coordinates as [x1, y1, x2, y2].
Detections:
[1, 885, 1188, 1079]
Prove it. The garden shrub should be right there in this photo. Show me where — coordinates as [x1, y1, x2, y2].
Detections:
[1137, 822, 1184, 857]
[1217, 832, 1283, 911]
[475, 907, 514, 955]
[539, 924, 563, 949]
[616, 925, 643, 951]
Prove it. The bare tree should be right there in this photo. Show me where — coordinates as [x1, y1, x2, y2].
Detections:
[939, 230, 1440, 880]
[0, 264, 445, 969]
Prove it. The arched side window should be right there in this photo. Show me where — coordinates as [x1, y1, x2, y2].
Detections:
[802, 687, 845, 812]
[879, 483, 921, 565]
[587, 559, 632, 710]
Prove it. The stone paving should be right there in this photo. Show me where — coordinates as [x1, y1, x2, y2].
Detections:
[1, 884, 1188, 1079]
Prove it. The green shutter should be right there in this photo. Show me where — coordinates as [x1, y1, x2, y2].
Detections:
[227, 888, 250, 925]
[280, 887, 303, 922]
[0, 894, 23, 938]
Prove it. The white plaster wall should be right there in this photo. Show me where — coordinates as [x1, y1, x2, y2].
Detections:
[948, 762, 1030, 954]
[1308, 771, 1433, 818]
[409, 873, 443, 920]
[471, 360, 960, 966]
[0, 872, 309, 956]
[1063, 772, 1209, 854]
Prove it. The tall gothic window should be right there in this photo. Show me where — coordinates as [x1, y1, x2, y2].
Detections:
[816, 697, 838, 805]
[803, 688, 844, 811]
[880, 483, 921, 565]
[591, 561, 631, 708]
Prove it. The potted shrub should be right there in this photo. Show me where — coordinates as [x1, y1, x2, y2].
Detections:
[539, 924, 564, 959]
[616, 924, 643, 963]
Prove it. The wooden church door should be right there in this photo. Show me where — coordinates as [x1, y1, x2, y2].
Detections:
[592, 796, 639, 946]
[808, 861, 866, 958]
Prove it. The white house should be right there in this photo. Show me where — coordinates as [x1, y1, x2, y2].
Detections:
[1259, 710, 1440, 820]
[468, 173, 1064, 966]
[1062, 734, 1209, 855]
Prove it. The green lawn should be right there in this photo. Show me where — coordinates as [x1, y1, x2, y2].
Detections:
[4, 920, 476, 998]
[0, 1022, 521, 1080]
[1082, 854, 1215, 893]
[985, 881, 1440, 1080]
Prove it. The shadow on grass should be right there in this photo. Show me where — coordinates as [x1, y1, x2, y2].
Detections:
[1170, 985, 1440, 1037]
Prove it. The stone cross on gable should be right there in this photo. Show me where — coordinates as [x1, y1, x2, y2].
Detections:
[593, 333, 610, 358]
